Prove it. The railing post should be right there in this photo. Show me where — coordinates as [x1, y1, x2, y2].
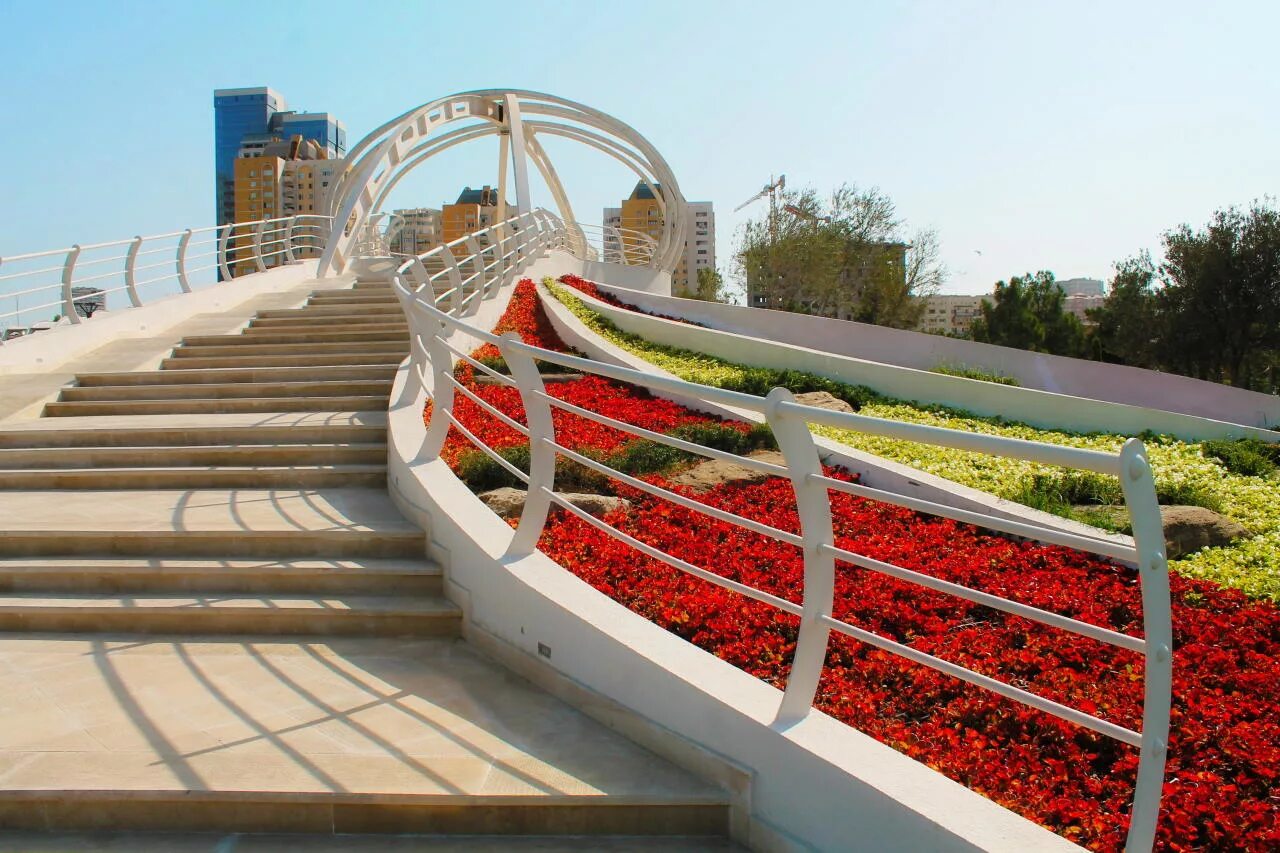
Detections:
[1118, 437, 1172, 853]
[440, 244, 464, 316]
[283, 216, 298, 263]
[61, 245, 83, 324]
[465, 235, 485, 309]
[765, 387, 837, 727]
[176, 229, 193, 293]
[217, 224, 233, 281]
[252, 219, 267, 273]
[123, 236, 144, 307]
[502, 331, 556, 557]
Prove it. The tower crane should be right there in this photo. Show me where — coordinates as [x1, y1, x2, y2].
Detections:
[733, 174, 786, 241]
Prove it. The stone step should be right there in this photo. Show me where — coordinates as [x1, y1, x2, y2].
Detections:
[0, 529, 422, 558]
[0, 443, 386, 468]
[0, 412, 386, 448]
[0, 593, 460, 636]
[0, 465, 387, 490]
[0, 556, 442, 595]
[0, 637, 731, 838]
[60, 379, 394, 402]
[44, 396, 391, 417]
[183, 330, 409, 346]
[258, 304, 404, 318]
[0, 832, 738, 851]
[306, 291, 401, 303]
[241, 320, 409, 335]
[169, 340, 409, 358]
[248, 314, 406, 328]
[161, 353, 406, 370]
[76, 365, 399, 386]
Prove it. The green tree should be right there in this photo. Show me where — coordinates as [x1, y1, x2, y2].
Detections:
[969, 271, 1087, 356]
[735, 183, 944, 328]
[691, 266, 728, 302]
[1087, 253, 1160, 367]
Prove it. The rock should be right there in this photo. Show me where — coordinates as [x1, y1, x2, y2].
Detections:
[1159, 505, 1249, 559]
[669, 450, 788, 493]
[792, 391, 856, 414]
[1073, 503, 1248, 559]
[478, 487, 632, 519]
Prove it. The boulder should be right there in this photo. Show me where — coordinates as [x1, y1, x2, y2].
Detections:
[669, 450, 788, 493]
[792, 391, 856, 414]
[1159, 505, 1249, 558]
[478, 487, 632, 519]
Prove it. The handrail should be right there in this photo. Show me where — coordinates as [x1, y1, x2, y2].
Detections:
[0, 215, 333, 340]
[386, 211, 1173, 852]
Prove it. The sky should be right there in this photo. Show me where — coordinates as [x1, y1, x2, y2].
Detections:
[1, 0, 1277, 295]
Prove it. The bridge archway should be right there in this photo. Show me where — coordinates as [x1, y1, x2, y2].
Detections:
[318, 90, 687, 276]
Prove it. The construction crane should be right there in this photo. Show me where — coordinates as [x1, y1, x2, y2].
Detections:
[783, 203, 830, 227]
[734, 174, 786, 240]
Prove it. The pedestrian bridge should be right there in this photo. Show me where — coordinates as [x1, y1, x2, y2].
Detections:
[4, 89, 1252, 852]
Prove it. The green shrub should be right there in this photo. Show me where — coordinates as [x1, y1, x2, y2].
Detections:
[932, 364, 1021, 386]
[1202, 439, 1279, 478]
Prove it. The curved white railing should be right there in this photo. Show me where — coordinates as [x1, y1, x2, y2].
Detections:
[558, 222, 658, 266]
[389, 213, 1173, 852]
[0, 215, 332, 341]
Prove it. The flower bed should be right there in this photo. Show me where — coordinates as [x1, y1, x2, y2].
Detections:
[428, 275, 1280, 851]
[545, 278, 1280, 602]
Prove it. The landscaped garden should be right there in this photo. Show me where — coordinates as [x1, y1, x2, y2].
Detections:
[427, 278, 1280, 851]
[549, 274, 1280, 604]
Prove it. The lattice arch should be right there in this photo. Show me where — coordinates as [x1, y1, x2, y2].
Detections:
[318, 90, 687, 276]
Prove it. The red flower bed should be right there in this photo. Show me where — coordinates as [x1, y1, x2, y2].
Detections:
[429, 275, 1280, 851]
[558, 273, 701, 325]
[539, 474, 1280, 852]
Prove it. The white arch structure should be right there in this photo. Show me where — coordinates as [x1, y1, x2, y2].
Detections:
[318, 90, 687, 277]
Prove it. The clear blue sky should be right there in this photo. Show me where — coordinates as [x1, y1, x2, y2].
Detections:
[1, 0, 1277, 294]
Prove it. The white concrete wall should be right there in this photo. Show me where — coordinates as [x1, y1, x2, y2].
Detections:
[383, 353, 1077, 853]
[0, 262, 321, 375]
[596, 285, 1280, 432]
[573, 285, 1278, 445]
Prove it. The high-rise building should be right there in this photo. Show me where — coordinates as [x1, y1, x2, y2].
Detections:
[441, 186, 503, 244]
[610, 183, 715, 296]
[214, 87, 346, 225]
[918, 294, 987, 335]
[389, 208, 443, 255]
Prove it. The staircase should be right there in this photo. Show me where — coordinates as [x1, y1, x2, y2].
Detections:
[0, 277, 732, 846]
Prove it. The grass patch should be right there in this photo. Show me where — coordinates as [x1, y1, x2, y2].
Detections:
[1202, 438, 1280, 478]
[931, 364, 1021, 386]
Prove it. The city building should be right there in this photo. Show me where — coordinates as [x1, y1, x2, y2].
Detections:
[231, 136, 339, 274]
[1058, 277, 1105, 297]
[441, 186, 504, 244]
[919, 294, 987, 335]
[214, 86, 346, 225]
[609, 183, 715, 295]
[389, 208, 443, 255]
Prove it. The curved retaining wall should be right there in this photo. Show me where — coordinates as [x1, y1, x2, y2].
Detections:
[573, 284, 1277, 445]
[596, 285, 1280, 434]
[384, 261, 1077, 851]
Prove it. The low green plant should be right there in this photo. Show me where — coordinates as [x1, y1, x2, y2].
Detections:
[1202, 438, 1279, 478]
[931, 364, 1021, 386]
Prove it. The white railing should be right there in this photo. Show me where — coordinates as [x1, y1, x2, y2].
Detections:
[389, 209, 1173, 852]
[0, 214, 332, 341]
[353, 212, 405, 257]
[551, 222, 657, 266]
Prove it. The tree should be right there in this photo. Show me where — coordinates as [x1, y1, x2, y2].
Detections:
[735, 183, 944, 328]
[1086, 253, 1160, 368]
[969, 271, 1087, 356]
[691, 266, 728, 302]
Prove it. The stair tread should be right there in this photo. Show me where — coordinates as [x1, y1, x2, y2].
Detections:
[0, 557, 439, 574]
[0, 593, 458, 613]
[0, 487, 419, 534]
[0, 410, 387, 434]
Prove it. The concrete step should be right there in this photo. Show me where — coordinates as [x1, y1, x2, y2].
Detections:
[0, 529, 423, 558]
[0, 636, 731, 838]
[183, 330, 409, 346]
[0, 832, 738, 851]
[0, 465, 387, 490]
[76, 365, 399, 386]
[44, 396, 391, 417]
[0, 593, 460, 636]
[248, 314, 406, 328]
[0, 557, 442, 595]
[60, 379, 394, 402]
[259, 304, 404, 318]
[0, 412, 387, 448]
[161, 353, 406, 369]
[0, 443, 386, 468]
[169, 340, 409, 358]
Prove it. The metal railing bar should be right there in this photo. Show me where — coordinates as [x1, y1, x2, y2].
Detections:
[0, 282, 65, 299]
[442, 408, 530, 483]
[547, 438, 805, 547]
[67, 269, 126, 286]
[0, 264, 70, 281]
[811, 475, 1138, 563]
[534, 390, 791, 476]
[445, 373, 531, 436]
[437, 341, 520, 387]
[818, 613, 1143, 747]
[0, 248, 73, 263]
[543, 485, 807, 618]
[0, 299, 65, 319]
[821, 542, 1146, 653]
